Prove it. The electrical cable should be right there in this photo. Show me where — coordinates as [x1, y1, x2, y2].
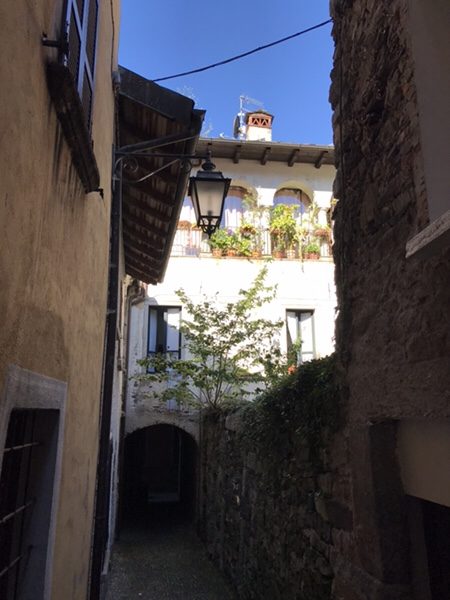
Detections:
[153, 19, 332, 83]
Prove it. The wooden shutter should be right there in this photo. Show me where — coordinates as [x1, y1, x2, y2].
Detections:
[63, 0, 98, 131]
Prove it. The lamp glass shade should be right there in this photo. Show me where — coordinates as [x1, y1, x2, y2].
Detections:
[189, 170, 231, 236]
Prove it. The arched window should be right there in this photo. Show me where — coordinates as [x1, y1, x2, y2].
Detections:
[273, 188, 311, 223]
[179, 197, 195, 224]
[220, 186, 246, 229]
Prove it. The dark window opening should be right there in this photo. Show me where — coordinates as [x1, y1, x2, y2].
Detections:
[0, 409, 59, 600]
[147, 306, 181, 372]
[286, 309, 315, 364]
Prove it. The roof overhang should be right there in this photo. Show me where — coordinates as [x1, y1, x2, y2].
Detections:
[118, 66, 205, 284]
[196, 137, 334, 167]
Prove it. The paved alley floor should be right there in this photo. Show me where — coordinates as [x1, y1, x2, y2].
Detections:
[106, 507, 237, 600]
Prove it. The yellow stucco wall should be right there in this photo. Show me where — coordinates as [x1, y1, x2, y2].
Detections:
[0, 0, 120, 597]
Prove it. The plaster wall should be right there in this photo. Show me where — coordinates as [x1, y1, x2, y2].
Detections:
[196, 157, 334, 208]
[127, 155, 335, 437]
[126, 256, 336, 439]
[0, 1, 120, 597]
[397, 419, 450, 508]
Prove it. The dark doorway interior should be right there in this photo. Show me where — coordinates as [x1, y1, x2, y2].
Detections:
[408, 496, 450, 600]
[422, 499, 450, 599]
[122, 424, 197, 527]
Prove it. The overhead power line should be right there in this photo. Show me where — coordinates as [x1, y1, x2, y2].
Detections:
[153, 19, 332, 83]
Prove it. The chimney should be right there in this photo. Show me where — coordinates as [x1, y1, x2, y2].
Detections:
[245, 111, 274, 141]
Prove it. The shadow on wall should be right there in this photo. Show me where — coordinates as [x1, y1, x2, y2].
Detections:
[121, 424, 197, 528]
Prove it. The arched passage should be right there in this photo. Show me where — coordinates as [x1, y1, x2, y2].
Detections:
[121, 424, 197, 527]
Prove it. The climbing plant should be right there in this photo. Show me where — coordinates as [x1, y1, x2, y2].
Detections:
[138, 267, 292, 409]
[242, 354, 339, 464]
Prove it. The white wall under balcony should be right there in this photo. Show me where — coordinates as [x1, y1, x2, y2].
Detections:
[126, 255, 336, 436]
[145, 256, 336, 358]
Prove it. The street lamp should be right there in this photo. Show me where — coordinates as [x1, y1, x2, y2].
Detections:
[189, 153, 231, 237]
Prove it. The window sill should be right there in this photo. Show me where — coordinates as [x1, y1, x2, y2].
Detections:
[406, 208, 450, 259]
[46, 62, 100, 193]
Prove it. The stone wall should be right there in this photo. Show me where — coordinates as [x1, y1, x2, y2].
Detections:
[329, 1, 450, 598]
[330, 0, 450, 422]
[198, 388, 351, 599]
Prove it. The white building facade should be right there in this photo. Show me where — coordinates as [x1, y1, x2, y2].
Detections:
[126, 129, 336, 443]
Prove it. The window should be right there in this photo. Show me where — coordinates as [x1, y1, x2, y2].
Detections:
[45, 0, 100, 191]
[0, 409, 60, 600]
[147, 307, 181, 371]
[0, 367, 66, 600]
[274, 188, 311, 224]
[286, 310, 315, 364]
[221, 194, 244, 229]
[64, 0, 99, 130]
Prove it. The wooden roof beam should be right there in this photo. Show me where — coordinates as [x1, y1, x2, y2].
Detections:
[125, 244, 162, 270]
[123, 230, 164, 259]
[123, 181, 177, 207]
[261, 147, 271, 165]
[122, 207, 169, 240]
[124, 193, 173, 224]
[288, 149, 300, 167]
[233, 145, 242, 164]
[314, 150, 328, 169]
[126, 255, 160, 279]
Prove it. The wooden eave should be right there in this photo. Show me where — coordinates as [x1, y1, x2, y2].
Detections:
[118, 67, 204, 284]
[196, 138, 335, 167]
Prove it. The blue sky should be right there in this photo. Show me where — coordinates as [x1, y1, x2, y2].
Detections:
[119, 1, 334, 145]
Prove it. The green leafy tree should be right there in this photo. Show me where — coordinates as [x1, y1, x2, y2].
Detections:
[138, 267, 289, 409]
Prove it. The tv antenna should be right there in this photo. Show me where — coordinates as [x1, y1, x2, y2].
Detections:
[233, 94, 264, 139]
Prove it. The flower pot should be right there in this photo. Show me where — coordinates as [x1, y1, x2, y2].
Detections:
[286, 249, 296, 260]
[251, 250, 262, 259]
[211, 248, 222, 258]
[305, 252, 320, 260]
[227, 249, 237, 257]
[272, 250, 286, 259]
[314, 227, 330, 239]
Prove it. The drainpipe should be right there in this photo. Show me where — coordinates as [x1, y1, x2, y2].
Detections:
[116, 278, 146, 537]
[89, 160, 122, 600]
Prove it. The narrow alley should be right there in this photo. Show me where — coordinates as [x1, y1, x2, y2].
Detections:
[106, 507, 236, 600]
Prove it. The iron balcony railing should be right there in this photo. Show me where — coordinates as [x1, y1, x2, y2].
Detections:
[170, 225, 331, 259]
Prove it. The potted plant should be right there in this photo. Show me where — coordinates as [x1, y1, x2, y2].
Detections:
[226, 231, 240, 257]
[314, 224, 331, 240]
[238, 222, 257, 239]
[237, 237, 252, 257]
[269, 204, 297, 259]
[208, 229, 230, 257]
[304, 242, 321, 260]
[177, 219, 192, 230]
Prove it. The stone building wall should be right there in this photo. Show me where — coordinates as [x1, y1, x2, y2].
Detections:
[329, 1, 450, 599]
[198, 403, 351, 600]
[330, 0, 450, 421]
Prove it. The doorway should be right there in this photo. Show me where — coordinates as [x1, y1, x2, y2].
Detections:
[121, 424, 197, 527]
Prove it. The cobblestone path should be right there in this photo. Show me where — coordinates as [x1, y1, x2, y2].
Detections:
[106, 509, 236, 600]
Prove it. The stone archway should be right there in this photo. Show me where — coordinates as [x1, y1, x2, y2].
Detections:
[121, 424, 198, 527]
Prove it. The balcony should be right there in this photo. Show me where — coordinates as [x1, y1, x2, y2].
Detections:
[170, 223, 332, 260]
